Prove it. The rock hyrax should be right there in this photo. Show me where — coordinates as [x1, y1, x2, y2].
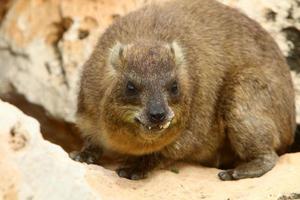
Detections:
[71, 0, 296, 180]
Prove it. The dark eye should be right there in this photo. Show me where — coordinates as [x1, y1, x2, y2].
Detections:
[126, 81, 138, 96]
[170, 81, 179, 95]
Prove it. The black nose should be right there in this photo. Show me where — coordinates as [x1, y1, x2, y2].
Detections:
[149, 108, 166, 123]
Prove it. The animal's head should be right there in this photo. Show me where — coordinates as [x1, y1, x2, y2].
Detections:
[100, 40, 191, 154]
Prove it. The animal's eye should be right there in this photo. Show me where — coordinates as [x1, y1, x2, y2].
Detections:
[170, 81, 179, 95]
[126, 81, 138, 96]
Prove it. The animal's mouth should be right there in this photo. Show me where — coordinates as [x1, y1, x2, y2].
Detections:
[134, 117, 172, 131]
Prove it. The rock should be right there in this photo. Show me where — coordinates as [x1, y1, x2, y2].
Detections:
[1, 92, 83, 152]
[0, 0, 299, 124]
[0, 99, 97, 199]
[0, 0, 149, 122]
[1, 99, 300, 199]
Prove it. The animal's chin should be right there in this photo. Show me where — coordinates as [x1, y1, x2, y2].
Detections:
[138, 132, 162, 141]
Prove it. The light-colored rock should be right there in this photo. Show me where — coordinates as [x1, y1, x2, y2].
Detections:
[0, 0, 149, 122]
[1, 100, 300, 200]
[0, 0, 299, 123]
[0, 99, 98, 200]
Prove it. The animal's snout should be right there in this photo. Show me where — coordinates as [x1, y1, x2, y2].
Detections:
[148, 103, 167, 123]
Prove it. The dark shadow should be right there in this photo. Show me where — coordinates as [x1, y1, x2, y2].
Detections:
[290, 124, 300, 153]
[283, 27, 300, 72]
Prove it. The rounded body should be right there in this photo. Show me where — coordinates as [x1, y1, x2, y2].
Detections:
[76, 0, 295, 179]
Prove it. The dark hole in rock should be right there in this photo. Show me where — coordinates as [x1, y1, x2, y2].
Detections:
[277, 193, 300, 200]
[0, 0, 12, 25]
[282, 27, 300, 72]
[9, 126, 28, 151]
[1, 92, 83, 153]
[78, 29, 89, 40]
[10, 126, 16, 137]
[50, 17, 74, 46]
[290, 125, 300, 153]
[287, 6, 294, 20]
[265, 9, 277, 21]
[61, 17, 74, 30]
[111, 14, 121, 21]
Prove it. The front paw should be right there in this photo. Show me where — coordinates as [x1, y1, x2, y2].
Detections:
[116, 167, 147, 180]
[69, 150, 99, 164]
[218, 170, 235, 181]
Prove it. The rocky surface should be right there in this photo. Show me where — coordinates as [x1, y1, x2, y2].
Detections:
[0, 99, 300, 200]
[0, 0, 147, 122]
[0, 99, 97, 200]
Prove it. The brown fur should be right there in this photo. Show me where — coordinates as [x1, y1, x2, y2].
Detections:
[72, 0, 296, 180]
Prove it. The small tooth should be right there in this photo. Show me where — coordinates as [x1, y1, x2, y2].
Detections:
[163, 121, 170, 129]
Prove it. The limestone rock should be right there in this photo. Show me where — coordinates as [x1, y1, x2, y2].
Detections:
[0, 99, 300, 200]
[0, 99, 98, 199]
[0, 0, 148, 122]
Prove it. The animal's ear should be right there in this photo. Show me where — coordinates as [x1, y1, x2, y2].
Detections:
[108, 42, 125, 70]
[168, 41, 185, 66]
